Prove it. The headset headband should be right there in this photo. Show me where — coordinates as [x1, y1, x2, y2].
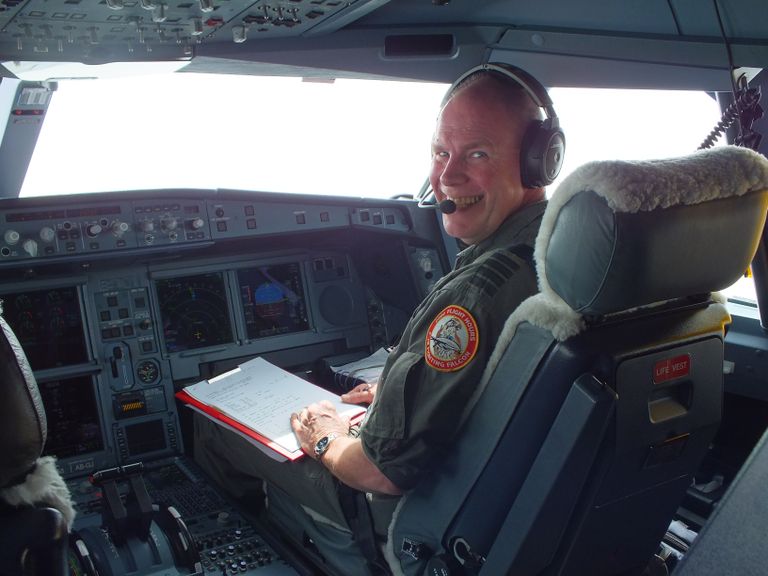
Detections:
[444, 62, 558, 121]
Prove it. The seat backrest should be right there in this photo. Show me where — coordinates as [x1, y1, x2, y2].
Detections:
[0, 307, 46, 490]
[0, 307, 75, 576]
[385, 146, 768, 576]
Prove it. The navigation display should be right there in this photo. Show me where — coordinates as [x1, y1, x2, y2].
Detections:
[238, 262, 310, 340]
[156, 272, 234, 353]
[0, 286, 89, 370]
[39, 376, 104, 460]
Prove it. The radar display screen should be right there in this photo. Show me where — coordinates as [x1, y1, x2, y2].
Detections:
[0, 286, 88, 370]
[40, 376, 104, 460]
[238, 262, 310, 340]
[156, 272, 234, 353]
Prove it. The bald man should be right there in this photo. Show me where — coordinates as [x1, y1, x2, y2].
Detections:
[195, 65, 551, 575]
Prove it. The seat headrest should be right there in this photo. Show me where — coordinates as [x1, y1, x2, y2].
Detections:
[0, 308, 47, 489]
[537, 146, 768, 316]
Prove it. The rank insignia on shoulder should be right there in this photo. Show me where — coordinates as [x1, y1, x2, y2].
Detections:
[425, 305, 479, 372]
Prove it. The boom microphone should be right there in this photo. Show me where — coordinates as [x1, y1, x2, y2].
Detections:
[438, 199, 457, 214]
[416, 195, 456, 214]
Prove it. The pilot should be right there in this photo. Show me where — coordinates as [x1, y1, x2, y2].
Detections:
[195, 63, 554, 574]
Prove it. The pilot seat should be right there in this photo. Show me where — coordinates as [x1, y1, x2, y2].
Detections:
[384, 145, 768, 576]
[0, 305, 75, 576]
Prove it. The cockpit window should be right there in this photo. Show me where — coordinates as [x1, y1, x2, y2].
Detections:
[548, 87, 723, 178]
[20, 73, 449, 199]
[22, 77, 723, 200]
[721, 273, 758, 304]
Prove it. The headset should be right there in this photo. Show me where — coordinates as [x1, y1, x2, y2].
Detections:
[442, 62, 566, 189]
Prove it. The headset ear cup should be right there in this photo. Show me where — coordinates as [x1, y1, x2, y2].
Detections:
[520, 119, 566, 188]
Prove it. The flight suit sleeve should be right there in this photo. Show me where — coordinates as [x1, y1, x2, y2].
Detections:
[360, 250, 538, 491]
[360, 286, 501, 490]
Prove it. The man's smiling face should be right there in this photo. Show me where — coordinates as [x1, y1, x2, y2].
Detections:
[430, 77, 539, 245]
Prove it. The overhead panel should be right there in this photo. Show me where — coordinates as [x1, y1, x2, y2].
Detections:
[0, 0, 390, 63]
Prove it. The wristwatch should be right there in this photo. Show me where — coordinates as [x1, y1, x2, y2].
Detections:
[313, 433, 339, 460]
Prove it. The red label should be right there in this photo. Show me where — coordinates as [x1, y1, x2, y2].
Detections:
[653, 354, 691, 384]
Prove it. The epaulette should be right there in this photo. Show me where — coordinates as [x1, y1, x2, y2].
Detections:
[468, 244, 534, 299]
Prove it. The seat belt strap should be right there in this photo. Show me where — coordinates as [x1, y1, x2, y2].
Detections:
[338, 484, 389, 575]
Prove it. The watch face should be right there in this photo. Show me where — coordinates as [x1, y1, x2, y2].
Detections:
[314, 436, 329, 456]
[314, 433, 337, 458]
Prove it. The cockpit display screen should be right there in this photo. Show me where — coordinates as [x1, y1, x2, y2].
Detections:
[156, 272, 234, 353]
[238, 262, 310, 340]
[0, 286, 88, 370]
[39, 376, 104, 460]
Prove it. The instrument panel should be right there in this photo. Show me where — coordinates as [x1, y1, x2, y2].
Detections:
[0, 189, 411, 264]
[0, 188, 447, 480]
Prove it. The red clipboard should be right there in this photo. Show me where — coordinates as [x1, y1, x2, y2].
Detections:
[176, 389, 366, 462]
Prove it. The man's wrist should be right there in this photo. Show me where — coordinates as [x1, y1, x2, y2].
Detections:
[313, 432, 339, 460]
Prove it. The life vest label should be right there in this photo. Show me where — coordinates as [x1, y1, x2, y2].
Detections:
[653, 354, 691, 384]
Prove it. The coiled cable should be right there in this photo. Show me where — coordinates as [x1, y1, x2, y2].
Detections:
[698, 87, 762, 150]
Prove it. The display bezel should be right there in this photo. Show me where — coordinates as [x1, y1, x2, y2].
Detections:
[37, 373, 114, 478]
[124, 418, 167, 456]
[234, 259, 312, 342]
[0, 284, 91, 371]
[153, 270, 236, 354]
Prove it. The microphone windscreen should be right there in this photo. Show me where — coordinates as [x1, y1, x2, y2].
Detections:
[438, 199, 457, 214]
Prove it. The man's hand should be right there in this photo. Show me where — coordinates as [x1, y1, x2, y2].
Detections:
[340, 382, 378, 405]
[289, 398, 401, 495]
[290, 400, 350, 459]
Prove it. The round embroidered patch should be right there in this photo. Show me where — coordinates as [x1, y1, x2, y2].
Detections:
[424, 305, 479, 372]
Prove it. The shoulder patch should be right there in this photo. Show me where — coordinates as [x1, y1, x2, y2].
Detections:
[424, 305, 479, 372]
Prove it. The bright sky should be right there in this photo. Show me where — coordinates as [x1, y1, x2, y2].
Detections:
[21, 74, 447, 197]
[21, 73, 723, 198]
[549, 87, 723, 175]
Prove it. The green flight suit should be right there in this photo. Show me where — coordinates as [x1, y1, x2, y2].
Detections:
[361, 200, 546, 490]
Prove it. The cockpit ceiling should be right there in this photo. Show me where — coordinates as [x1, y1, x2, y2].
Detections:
[0, 0, 766, 87]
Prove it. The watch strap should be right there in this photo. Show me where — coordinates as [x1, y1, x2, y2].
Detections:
[314, 432, 339, 460]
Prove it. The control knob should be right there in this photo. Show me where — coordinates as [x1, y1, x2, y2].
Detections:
[86, 223, 103, 237]
[112, 221, 130, 237]
[39, 227, 55, 243]
[22, 238, 38, 257]
[161, 216, 179, 231]
[4, 230, 20, 245]
[217, 512, 230, 525]
[189, 217, 205, 230]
